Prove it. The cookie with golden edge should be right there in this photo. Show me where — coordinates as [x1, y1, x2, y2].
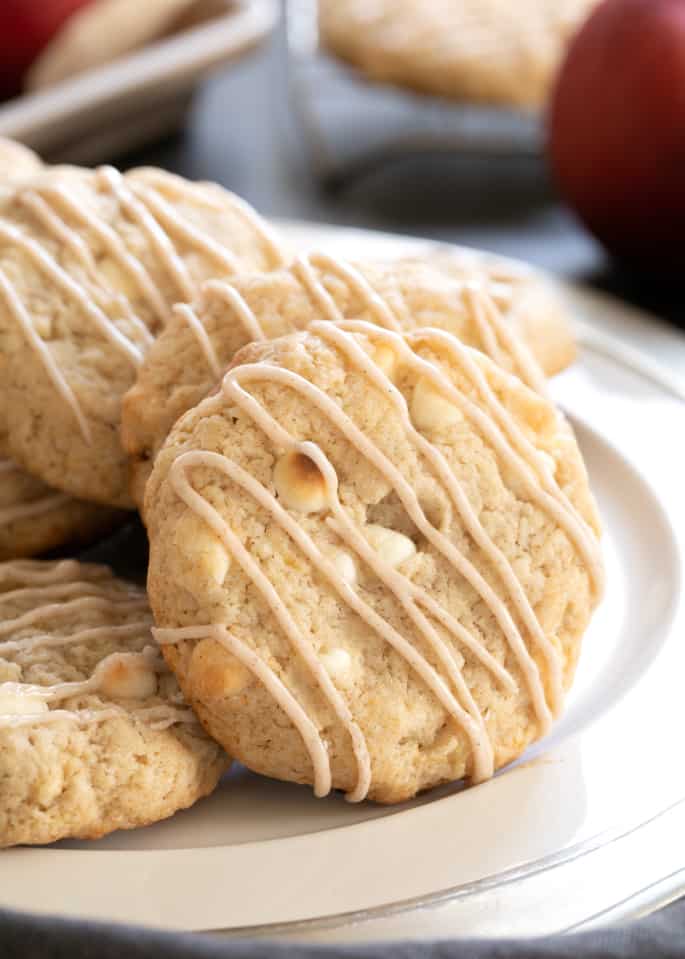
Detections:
[146, 324, 602, 804]
[0, 163, 286, 508]
[122, 251, 576, 509]
[319, 0, 601, 109]
[0, 559, 227, 847]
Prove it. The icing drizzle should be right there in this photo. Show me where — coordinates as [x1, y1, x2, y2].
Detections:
[154, 323, 603, 801]
[0, 560, 198, 732]
[0, 166, 286, 443]
[175, 250, 554, 408]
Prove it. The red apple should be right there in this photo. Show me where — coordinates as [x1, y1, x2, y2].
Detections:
[0, 0, 95, 99]
[548, 0, 685, 272]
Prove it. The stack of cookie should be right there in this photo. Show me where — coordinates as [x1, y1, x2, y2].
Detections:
[0, 139, 602, 845]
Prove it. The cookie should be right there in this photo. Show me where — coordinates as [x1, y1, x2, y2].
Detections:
[0, 458, 123, 560]
[0, 139, 43, 183]
[0, 558, 227, 846]
[319, 0, 601, 109]
[122, 251, 575, 509]
[0, 164, 286, 508]
[146, 323, 603, 803]
[26, 0, 201, 90]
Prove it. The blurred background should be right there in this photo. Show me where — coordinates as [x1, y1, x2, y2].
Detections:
[0, 0, 681, 326]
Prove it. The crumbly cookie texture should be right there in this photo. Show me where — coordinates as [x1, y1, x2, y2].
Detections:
[0, 458, 123, 561]
[146, 325, 602, 804]
[122, 251, 575, 509]
[319, 0, 600, 109]
[0, 164, 286, 508]
[0, 559, 227, 847]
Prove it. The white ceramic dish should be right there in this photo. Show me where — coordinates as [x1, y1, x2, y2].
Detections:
[1, 223, 683, 944]
[0, 0, 278, 164]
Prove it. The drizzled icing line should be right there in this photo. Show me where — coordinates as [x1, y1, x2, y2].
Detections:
[0, 561, 197, 731]
[156, 325, 602, 800]
[175, 250, 551, 412]
[0, 165, 284, 442]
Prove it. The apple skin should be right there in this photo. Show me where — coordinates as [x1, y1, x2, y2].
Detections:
[548, 0, 685, 272]
[0, 0, 94, 99]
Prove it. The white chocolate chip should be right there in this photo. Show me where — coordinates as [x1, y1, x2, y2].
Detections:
[372, 343, 399, 380]
[188, 638, 252, 699]
[0, 688, 49, 716]
[329, 548, 357, 586]
[98, 653, 158, 700]
[174, 512, 230, 590]
[321, 648, 352, 678]
[410, 377, 463, 432]
[538, 451, 557, 475]
[33, 314, 52, 338]
[274, 451, 328, 513]
[365, 524, 416, 568]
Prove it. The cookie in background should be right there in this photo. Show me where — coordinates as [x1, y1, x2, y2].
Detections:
[122, 251, 576, 511]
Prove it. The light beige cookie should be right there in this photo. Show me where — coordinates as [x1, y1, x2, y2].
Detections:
[319, 0, 600, 109]
[122, 251, 575, 509]
[0, 139, 43, 183]
[146, 324, 602, 804]
[0, 458, 123, 561]
[0, 558, 227, 847]
[0, 141, 124, 556]
[26, 0, 201, 90]
[0, 164, 286, 508]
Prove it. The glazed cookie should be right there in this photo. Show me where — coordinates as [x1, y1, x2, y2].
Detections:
[0, 164, 286, 508]
[122, 251, 575, 508]
[0, 558, 227, 846]
[319, 0, 600, 109]
[146, 323, 603, 803]
[0, 143, 124, 556]
[0, 458, 123, 560]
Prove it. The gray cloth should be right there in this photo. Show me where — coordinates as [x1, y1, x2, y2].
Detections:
[1, 900, 685, 957]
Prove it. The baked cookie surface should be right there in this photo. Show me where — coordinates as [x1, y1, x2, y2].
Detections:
[122, 251, 575, 508]
[319, 0, 600, 109]
[0, 164, 285, 508]
[0, 458, 122, 560]
[0, 139, 43, 183]
[146, 324, 602, 803]
[0, 558, 227, 847]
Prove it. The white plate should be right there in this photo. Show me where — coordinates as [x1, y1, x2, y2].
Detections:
[1, 224, 684, 944]
[0, 0, 278, 164]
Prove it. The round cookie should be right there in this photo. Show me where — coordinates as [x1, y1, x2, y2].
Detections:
[0, 164, 286, 508]
[0, 558, 227, 847]
[122, 250, 575, 508]
[0, 458, 123, 560]
[146, 323, 603, 804]
[319, 0, 601, 109]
